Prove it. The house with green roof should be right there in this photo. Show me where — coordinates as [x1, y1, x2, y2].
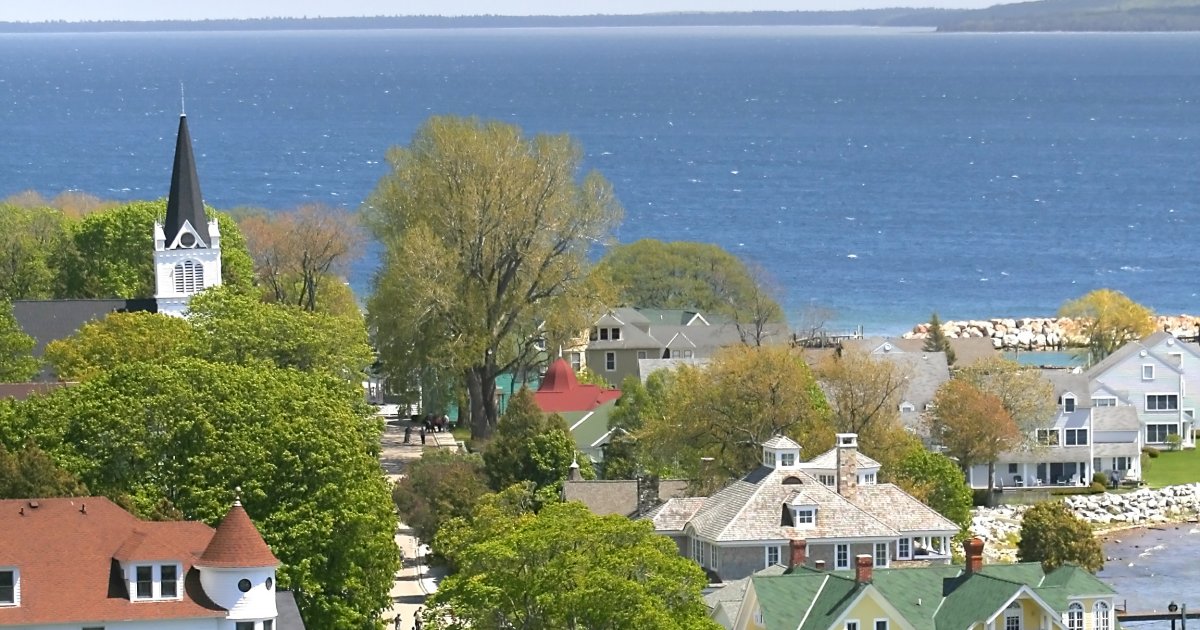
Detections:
[724, 537, 1119, 630]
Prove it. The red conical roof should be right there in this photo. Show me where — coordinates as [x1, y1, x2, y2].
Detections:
[197, 502, 278, 568]
[538, 358, 579, 393]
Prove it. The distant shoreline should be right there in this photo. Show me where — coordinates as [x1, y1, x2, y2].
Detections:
[2, 7, 1199, 35]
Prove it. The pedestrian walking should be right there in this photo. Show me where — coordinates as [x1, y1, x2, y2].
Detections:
[403, 425, 412, 444]
[419, 427, 426, 445]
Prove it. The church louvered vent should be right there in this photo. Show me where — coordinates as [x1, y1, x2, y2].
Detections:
[173, 260, 204, 294]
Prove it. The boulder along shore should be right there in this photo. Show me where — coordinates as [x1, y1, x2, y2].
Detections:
[970, 484, 1200, 563]
[903, 315, 1200, 351]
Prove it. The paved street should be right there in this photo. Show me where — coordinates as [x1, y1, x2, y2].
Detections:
[380, 419, 455, 628]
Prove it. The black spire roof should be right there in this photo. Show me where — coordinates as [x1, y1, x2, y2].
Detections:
[163, 115, 210, 246]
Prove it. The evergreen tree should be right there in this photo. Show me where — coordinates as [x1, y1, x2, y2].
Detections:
[1017, 501, 1103, 572]
[483, 389, 593, 504]
[923, 311, 956, 365]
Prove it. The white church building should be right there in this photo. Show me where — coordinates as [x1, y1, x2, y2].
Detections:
[154, 114, 223, 317]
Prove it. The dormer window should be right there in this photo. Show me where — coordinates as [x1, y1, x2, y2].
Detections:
[0, 568, 18, 606]
[1062, 395, 1076, 413]
[130, 563, 183, 601]
[900, 402, 915, 413]
[780, 453, 796, 467]
[793, 506, 816, 526]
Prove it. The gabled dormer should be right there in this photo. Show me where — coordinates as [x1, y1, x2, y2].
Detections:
[1060, 392, 1077, 413]
[113, 530, 184, 602]
[783, 491, 818, 529]
[762, 435, 801, 469]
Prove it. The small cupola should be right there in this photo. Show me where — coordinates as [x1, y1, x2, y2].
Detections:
[762, 435, 802, 469]
[195, 491, 279, 624]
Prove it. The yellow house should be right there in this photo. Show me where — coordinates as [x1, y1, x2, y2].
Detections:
[721, 538, 1119, 630]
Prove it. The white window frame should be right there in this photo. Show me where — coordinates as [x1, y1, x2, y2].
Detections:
[1067, 603, 1084, 630]
[568, 352, 582, 371]
[0, 568, 18, 607]
[159, 563, 181, 600]
[835, 544, 850, 569]
[897, 537, 911, 560]
[780, 452, 796, 467]
[1146, 393, 1179, 412]
[793, 507, 815, 526]
[1143, 364, 1155, 380]
[846, 621, 860, 630]
[1036, 429, 1060, 446]
[874, 542, 889, 568]
[1064, 428, 1088, 446]
[900, 402, 915, 413]
[691, 537, 701, 562]
[1092, 396, 1117, 407]
[1005, 601, 1023, 630]
[611, 327, 621, 341]
[131, 563, 182, 602]
[765, 545, 781, 568]
[1094, 601, 1111, 630]
[863, 472, 877, 484]
[819, 474, 835, 487]
[599, 328, 609, 341]
[1063, 395, 1076, 412]
[875, 619, 889, 630]
[604, 351, 616, 372]
[1147, 423, 1180, 443]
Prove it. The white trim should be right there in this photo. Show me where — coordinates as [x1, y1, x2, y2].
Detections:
[0, 567, 18, 607]
[828, 587, 919, 630]
[568, 411, 596, 432]
[1145, 392, 1180, 412]
[874, 618, 890, 630]
[1143, 364, 1155, 380]
[986, 586, 1067, 630]
[797, 575, 829, 629]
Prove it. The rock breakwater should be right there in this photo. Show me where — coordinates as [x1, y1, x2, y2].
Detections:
[904, 315, 1200, 350]
[970, 484, 1200, 562]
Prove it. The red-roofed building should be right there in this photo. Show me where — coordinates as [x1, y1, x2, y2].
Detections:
[533, 358, 622, 414]
[0, 496, 301, 629]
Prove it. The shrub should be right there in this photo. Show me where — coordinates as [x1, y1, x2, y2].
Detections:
[1092, 472, 1109, 487]
[1089, 481, 1106, 493]
[1166, 434, 1183, 451]
[1143, 446, 1160, 459]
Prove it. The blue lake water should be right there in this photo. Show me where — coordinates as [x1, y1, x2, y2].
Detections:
[2, 27, 1200, 333]
[1099, 524, 1200, 626]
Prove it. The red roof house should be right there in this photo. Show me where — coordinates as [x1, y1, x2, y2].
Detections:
[0, 496, 299, 628]
[533, 358, 622, 414]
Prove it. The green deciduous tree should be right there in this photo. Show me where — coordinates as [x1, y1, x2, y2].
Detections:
[59, 200, 254, 298]
[0, 358, 397, 626]
[598, 239, 785, 343]
[887, 448, 972, 530]
[44, 311, 194, 381]
[638, 345, 833, 492]
[426, 500, 718, 630]
[483, 389, 594, 504]
[1060, 288, 1156, 362]
[0, 203, 73, 300]
[0, 300, 39, 382]
[392, 449, 490, 544]
[1017, 501, 1103, 572]
[366, 116, 621, 439]
[922, 312, 956, 365]
[816, 348, 921, 472]
[0, 441, 89, 499]
[928, 379, 1021, 494]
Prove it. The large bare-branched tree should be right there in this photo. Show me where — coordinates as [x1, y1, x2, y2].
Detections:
[365, 116, 621, 438]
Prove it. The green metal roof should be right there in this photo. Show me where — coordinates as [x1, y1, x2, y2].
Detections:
[754, 573, 862, 630]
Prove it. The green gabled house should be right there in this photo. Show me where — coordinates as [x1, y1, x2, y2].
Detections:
[723, 538, 1119, 630]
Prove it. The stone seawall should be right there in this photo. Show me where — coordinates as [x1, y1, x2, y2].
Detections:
[903, 315, 1200, 351]
[970, 484, 1200, 562]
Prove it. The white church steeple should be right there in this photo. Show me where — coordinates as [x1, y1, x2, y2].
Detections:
[154, 114, 221, 317]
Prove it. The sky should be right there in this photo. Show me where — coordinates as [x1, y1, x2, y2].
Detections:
[0, 1, 1005, 22]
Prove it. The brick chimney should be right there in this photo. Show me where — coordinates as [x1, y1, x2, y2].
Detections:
[835, 433, 859, 500]
[855, 554, 873, 583]
[964, 537, 985, 574]
[789, 539, 807, 568]
[814, 560, 827, 571]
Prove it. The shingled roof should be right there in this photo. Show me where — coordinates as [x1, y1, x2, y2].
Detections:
[197, 501, 279, 569]
[163, 114, 211, 247]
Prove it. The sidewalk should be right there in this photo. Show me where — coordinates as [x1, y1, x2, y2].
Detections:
[380, 420, 451, 628]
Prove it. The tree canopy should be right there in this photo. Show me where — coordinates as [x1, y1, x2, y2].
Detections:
[637, 344, 833, 491]
[427, 499, 718, 630]
[483, 388, 594, 504]
[956, 357, 1055, 439]
[238, 203, 362, 313]
[886, 448, 972, 530]
[927, 379, 1021, 493]
[816, 348, 918, 470]
[598, 239, 784, 338]
[1059, 288, 1156, 362]
[0, 203, 72, 301]
[0, 441, 88, 499]
[1017, 501, 1103, 572]
[0, 358, 397, 626]
[366, 116, 621, 438]
[0, 300, 39, 382]
[392, 449, 490, 544]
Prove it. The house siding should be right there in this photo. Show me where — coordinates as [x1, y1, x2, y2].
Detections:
[1092, 337, 1200, 447]
[716, 545, 775, 582]
[585, 348, 645, 387]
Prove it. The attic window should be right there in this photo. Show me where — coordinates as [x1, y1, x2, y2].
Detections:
[1143, 365, 1155, 380]
[900, 402, 916, 413]
[793, 507, 815, 526]
[782, 476, 803, 485]
[1063, 395, 1076, 413]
